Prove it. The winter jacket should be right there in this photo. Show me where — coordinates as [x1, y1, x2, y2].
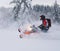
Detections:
[42, 19, 48, 27]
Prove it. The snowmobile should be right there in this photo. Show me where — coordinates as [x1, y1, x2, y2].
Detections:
[18, 25, 40, 38]
[18, 24, 50, 38]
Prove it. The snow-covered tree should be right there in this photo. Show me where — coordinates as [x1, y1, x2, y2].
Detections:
[10, 0, 32, 21]
[53, 0, 60, 23]
[33, 4, 40, 12]
[10, 0, 21, 21]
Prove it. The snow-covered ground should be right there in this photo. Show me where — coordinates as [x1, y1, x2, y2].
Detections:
[0, 21, 60, 51]
[0, 7, 60, 51]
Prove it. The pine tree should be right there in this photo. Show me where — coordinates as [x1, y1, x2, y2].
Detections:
[10, 0, 32, 21]
[53, 0, 60, 22]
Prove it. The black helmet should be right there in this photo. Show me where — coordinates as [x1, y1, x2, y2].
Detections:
[40, 15, 45, 20]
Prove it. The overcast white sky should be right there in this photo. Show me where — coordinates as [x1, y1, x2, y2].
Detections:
[0, 0, 60, 7]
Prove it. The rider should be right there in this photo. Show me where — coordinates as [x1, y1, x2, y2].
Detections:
[38, 15, 50, 31]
